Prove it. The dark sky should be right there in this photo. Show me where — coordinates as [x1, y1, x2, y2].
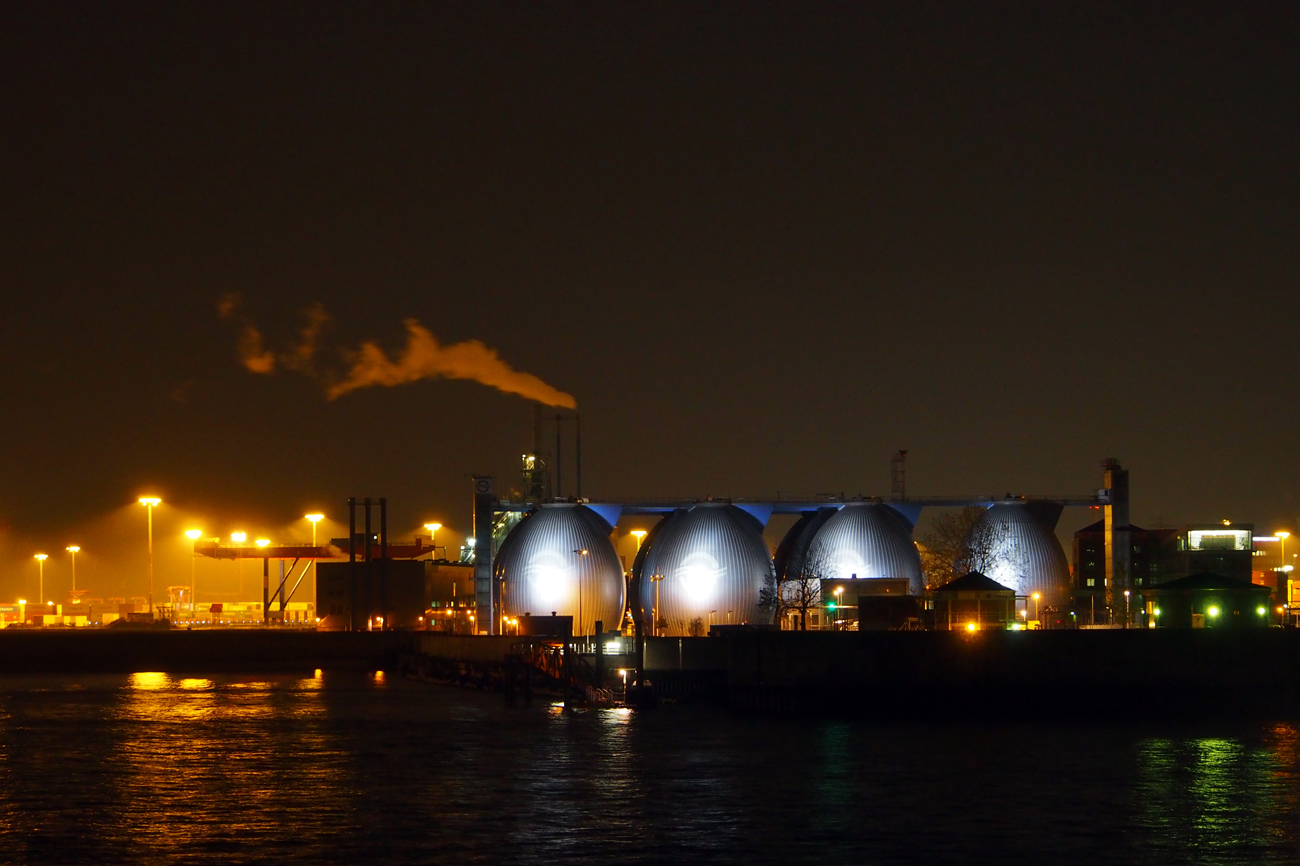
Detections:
[1, 2, 1298, 600]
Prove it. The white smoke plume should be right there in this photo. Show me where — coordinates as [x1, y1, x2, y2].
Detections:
[327, 319, 577, 408]
[218, 299, 576, 409]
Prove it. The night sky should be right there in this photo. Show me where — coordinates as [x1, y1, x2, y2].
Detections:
[2, 2, 1297, 601]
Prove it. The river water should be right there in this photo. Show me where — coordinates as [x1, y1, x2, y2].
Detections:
[0, 672, 1297, 864]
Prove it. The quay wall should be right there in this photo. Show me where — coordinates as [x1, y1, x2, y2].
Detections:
[723, 629, 1300, 717]
[0, 629, 406, 674]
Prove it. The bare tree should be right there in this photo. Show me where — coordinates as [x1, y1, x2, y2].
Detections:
[918, 507, 1011, 589]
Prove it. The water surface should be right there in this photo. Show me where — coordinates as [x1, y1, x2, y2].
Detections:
[0, 672, 1296, 864]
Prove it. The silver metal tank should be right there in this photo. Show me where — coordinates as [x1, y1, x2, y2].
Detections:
[637, 503, 774, 635]
[802, 502, 924, 594]
[971, 503, 1072, 608]
[495, 503, 624, 636]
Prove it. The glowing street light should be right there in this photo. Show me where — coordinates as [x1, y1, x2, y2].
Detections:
[185, 529, 203, 616]
[66, 546, 80, 593]
[631, 529, 647, 551]
[138, 497, 161, 615]
[34, 554, 48, 605]
[572, 548, 589, 637]
[1277, 531, 1291, 574]
[1032, 592, 1041, 622]
[305, 514, 325, 601]
[424, 523, 442, 559]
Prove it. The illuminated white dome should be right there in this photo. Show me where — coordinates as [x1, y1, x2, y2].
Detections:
[970, 503, 1071, 608]
[637, 504, 773, 635]
[800, 503, 923, 595]
[495, 504, 624, 634]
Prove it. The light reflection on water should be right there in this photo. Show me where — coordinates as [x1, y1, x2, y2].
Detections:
[0, 676, 1294, 863]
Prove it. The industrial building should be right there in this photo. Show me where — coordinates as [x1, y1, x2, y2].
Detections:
[1072, 521, 1260, 625]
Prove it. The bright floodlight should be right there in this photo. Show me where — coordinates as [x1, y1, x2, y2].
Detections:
[631, 530, 647, 538]
[34, 553, 47, 562]
[139, 497, 161, 507]
[66, 545, 80, 553]
[185, 529, 203, 541]
[255, 538, 270, 548]
[1278, 531, 1291, 540]
[231, 532, 247, 543]
[1208, 606, 1220, 617]
[305, 514, 325, 523]
[424, 522, 442, 532]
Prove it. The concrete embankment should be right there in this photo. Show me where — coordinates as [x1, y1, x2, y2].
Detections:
[723, 629, 1300, 717]
[0, 629, 406, 674]
[407, 629, 1300, 718]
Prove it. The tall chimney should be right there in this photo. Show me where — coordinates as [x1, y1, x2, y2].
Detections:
[1103, 459, 1132, 626]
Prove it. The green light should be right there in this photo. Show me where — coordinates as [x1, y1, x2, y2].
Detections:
[827, 602, 836, 610]
[1153, 608, 1161, 617]
[1257, 606, 1267, 616]
[1207, 606, 1220, 618]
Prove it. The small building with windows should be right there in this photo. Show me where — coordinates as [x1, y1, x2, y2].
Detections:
[929, 572, 1017, 631]
[1140, 572, 1272, 629]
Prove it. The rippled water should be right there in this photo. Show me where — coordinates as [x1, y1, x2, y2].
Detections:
[0, 673, 1297, 864]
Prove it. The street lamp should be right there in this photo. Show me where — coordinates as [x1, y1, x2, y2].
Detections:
[1032, 592, 1041, 622]
[424, 523, 442, 559]
[833, 587, 844, 627]
[185, 529, 203, 616]
[1123, 589, 1131, 628]
[572, 549, 589, 638]
[631, 529, 647, 552]
[649, 573, 664, 636]
[138, 497, 161, 615]
[34, 554, 47, 606]
[66, 546, 79, 593]
[305, 514, 325, 604]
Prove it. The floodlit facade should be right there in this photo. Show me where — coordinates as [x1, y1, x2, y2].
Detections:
[637, 503, 773, 635]
[494, 504, 624, 636]
[972, 503, 1072, 608]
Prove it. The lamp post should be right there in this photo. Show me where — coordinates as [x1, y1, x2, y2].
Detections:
[631, 529, 647, 552]
[231, 531, 247, 596]
[34, 554, 47, 606]
[138, 497, 161, 615]
[425, 522, 442, 555]
[649, 573, 664, 636]
[833, 586, 844, 628]
[306, 514, 325, 603]
[66, 546, 79, 593]
[572, 549, 588, 639]
[185, 530, 203, 617]
[1123, 589, 1131, 628]
[1032, 592, 1041, 623]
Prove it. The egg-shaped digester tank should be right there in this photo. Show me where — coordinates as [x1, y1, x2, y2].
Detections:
[802, 502, 924, 595]
[637, 503, 774, 635]
[495, 503, 624, 636]
[969, 503, 1071, 608]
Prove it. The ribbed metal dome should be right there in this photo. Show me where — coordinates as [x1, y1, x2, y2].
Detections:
[637, 503, 774, 635]
[495, 504, 624, 636]
[972, 503, 1071, 607]
[803, 503, 924, 595]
